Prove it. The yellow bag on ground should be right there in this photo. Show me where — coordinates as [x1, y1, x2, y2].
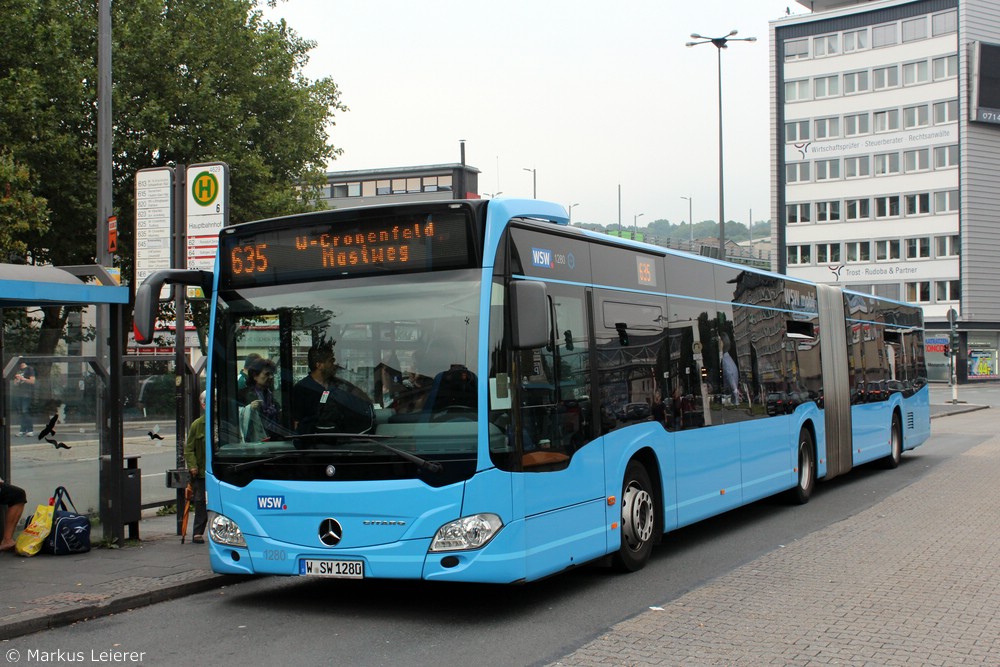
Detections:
[15, 504, 54, 557]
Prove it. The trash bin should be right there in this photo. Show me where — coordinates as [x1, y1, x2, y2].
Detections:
[101, 455, 142, 540]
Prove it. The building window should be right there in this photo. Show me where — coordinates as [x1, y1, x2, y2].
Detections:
[902, 17, 928, 43]
[873, 65, 899, 90]
[816, 201, 841, 222]
[422, 175, 453, 192]
[904, 148, 930, 172]
[787, 203, 811, 224]
[906, 281, 931, 303]
[843, 70, 869, 94]
[872, 23, 898, 48]
[845, 156, 870, 178]
[814, 117, 840, 139]
[845, 113, 870, 136]
[934, 99, 959, 124]
[787, 245, 811, 265]
[874, 283, 901, 300]
[376, 179, 391, 195]
[844, 29, 868, 52]
[932, 10, 957, 36]
[785, 79, 810, 102]
[935, 190, 959, 213]
[813, 34, 839, 57]
[874, 152, 901, 176]
[876, 239, 901, 261]
[903, 60, 930, 86]
[904, 105, 929, 129]
[936, 280, 961, 302]
[936, 234, 960, 257]
[906, 237, 931, 259]
[846, 241, 871, 262]
[934, 144, 959, 169]
[785, 120, 810, 143]
[875, 195, 901, 218]
[816, 243, 841, 263]
[874, 109, 900, 132]
[846, 199, 870, 221]
[786, 162, 810, 183]
[785, 38, 809, 60]
[933, 55, 958, 80]
[814, 75, 840, 98]
[815, 158, 840, 180]
[905, 193, 931, 216]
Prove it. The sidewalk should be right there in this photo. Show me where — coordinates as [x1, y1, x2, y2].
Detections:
[553, 402, 999, 666]
[0, 512, 242, 639]
[0, 401, 992, 649]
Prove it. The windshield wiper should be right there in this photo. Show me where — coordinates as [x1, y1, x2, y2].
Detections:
[229, 451, 304, 473]
[292, 432, 444, 473]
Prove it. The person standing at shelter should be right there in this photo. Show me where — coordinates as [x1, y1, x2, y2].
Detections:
[183, 391, 208, 543]
[12, 360, 36, 436]
[0, 477, 27, 552]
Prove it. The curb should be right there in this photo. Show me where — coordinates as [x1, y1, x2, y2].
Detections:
[930, 404, 990, 419]
[2, 574, 247, 640]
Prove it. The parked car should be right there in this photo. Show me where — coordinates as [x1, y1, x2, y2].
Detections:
[766, 391, 789, 416]
[617, 402, 652, 421]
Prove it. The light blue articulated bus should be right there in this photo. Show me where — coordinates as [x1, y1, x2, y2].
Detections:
[134, 199, 931, 583]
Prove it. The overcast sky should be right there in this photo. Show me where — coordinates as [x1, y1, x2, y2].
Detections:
[262, 0, 809, 229]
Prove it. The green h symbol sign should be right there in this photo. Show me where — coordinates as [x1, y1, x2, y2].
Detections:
[191, 171, 219, 207]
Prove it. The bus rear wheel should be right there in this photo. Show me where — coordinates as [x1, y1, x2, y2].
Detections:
[791, 429, 815, 505]
[612, 460, 655, 572]
[882, 413, 903, 469]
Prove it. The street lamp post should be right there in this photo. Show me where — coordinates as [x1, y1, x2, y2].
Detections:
[522, 168, 537, 198]
[681, 196, 693, 247]
[568, 202, 579, 224]
[633, 212, 644, 239]
[686, 30, 755, 260]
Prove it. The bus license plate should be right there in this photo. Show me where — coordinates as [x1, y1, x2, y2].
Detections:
[300, 558, 364, 578]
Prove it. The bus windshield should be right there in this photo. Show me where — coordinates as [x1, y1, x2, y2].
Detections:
[211, 269, 482, 487]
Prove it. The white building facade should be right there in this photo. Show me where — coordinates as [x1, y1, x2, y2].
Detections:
[771, 0, 1000, 382]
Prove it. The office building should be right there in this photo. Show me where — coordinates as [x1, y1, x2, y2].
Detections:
[771, 0, 1000, 382]
[319, 163, 480, 209]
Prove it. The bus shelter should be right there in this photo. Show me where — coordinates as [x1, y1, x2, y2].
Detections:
[0, 264, 132, 545]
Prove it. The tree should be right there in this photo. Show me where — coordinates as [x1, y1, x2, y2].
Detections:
[0, 0, 347, 368]
[0, 150, 50, 261]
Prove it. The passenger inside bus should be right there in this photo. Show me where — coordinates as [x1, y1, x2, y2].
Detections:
[239, 358, 282, 440]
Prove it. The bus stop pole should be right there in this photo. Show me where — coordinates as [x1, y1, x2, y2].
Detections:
[173, 165, 188, 536]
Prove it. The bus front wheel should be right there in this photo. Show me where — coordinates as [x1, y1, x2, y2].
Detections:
[612, 460, 655, 572]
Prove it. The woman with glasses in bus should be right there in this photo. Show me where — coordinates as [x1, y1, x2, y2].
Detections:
[240, 358, 282, 441]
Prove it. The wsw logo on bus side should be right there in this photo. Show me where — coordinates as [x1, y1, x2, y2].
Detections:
[531, 247, 575, 270]
[531, 247, 554, 268]
[257, 495, 287, 510]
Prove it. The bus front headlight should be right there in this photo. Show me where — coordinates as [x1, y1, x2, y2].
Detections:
[209, 512, 246, 547]
[429, 513, 503, 552]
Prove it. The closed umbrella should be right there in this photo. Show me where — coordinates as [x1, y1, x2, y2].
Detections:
[180, 483, 193, 543]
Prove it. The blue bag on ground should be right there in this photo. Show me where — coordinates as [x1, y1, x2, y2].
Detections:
[42, 486, 91, 555]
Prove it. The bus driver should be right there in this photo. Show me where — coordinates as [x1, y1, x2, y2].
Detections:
[292, 343, 373, 435]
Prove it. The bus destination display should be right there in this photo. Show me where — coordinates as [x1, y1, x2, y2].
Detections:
[221, 211, 472, 287]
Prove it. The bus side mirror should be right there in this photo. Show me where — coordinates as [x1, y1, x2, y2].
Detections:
[133, 269, 214, 344]
[510, 280, 548, 350]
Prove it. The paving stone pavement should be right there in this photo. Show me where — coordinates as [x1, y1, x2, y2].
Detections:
[550, 407, 1000, 666]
